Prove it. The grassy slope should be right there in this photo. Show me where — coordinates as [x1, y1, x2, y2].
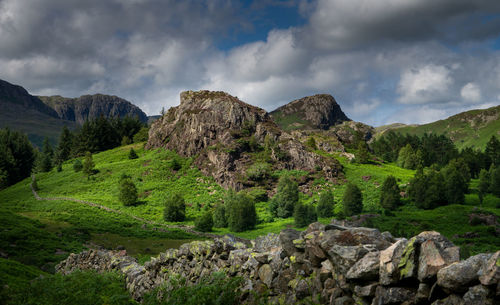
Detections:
[376, 105, 500, 150]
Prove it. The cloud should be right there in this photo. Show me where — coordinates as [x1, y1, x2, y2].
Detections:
[460, 82, 482, 103]
[397, 65, 454, 104]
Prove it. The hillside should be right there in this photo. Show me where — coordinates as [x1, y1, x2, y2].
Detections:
[0, 79, 148, 147]
[376, 105, 500, 149]
[270, 94, 350, 131]
[39, 94, 148, 124]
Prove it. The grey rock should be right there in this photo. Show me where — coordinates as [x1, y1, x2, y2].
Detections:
[437, 253, 492, 292]
[279, 229, 301, 257]
[379, 239, 408, 285]
[346, 251, 380, 280]
[354, 283, 377, 297]
[258, 264, 274, 287]
[463, 284, 493, 305]
[478, 250, 500, 286]
[431, 294, 465, 305]
[373, 286, 416, 305]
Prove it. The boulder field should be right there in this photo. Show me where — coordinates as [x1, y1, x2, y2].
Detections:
[56, 222, 499, 304]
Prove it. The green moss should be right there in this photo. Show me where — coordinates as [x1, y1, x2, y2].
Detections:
[398, 237, 417, 279]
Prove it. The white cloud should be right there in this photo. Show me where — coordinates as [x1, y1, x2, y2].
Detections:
[460, 82, 481, 103]
[397, 65, 453, 104]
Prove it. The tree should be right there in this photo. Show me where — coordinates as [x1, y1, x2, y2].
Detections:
[226, 191, 256, 232]
[397, 144, 417, 169]
[269, 175, 298, 218]
[38, 137, 54, 172]
[213, 204, 228, 228]
[317, 190, 335, 218]
[410, 169, 446, 209]
[294, 203, 317, 227]
[83, 152, 95, 177]
[73, 159, 83, 172]
[119, 178, 138, 206]
[133, 127, 149, 143]
[56, 126, 73, 162]
[343, 183, 363, 216]
[356, 142, 370, 164]
[195, 210, 213, 232]
[121, 136, 132, 146]
[380, 175, 400, 210]
[442, 159, 470, 204]
[163, 193, 186, 222]
[0, 128, 35, 187]
[128, 148, 138, 159]
[408, 167, 426, 206]
[485, 135, 500, 165]
[491, 165, 500, 197]
[478, 169, 490, 205]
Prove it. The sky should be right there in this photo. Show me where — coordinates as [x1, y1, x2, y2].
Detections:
[1, 0, 500, 126]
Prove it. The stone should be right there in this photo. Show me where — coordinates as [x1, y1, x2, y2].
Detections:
[437, 253, 492, 292]
[397, 236, 422, 281]
[416, 283, 431, 303]
[354, 283, 377, 297]
[252, 233, 280, 252]
[279, 229, 301, 257]
[373, 286, 416, 305]
[431, 295, 464, 305]
[334, 296, 355, 305]
[295, 279, 311, 300]
[346, 251, 380, 280]
[418, 239, 459, 282]
[326, 245, 369, 274]
[258, 264, 274, 287]
[320, 260, 334, 281]
[462, 284, 493, 305]
[478, 250, 500, 286]
[306, 222, 326, 234]
[379, 239, 408, 285]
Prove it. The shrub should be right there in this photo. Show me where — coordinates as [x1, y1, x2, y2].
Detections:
[118, 178, 138, 206]
[246, 187, 268, 202]
[142, 272, 243, 305]
[121, 136, 132, 146]
[213, 204, 227, 228]
[317, 190, 335, 218]
[83, 152, 95, 177]
[169, 158, 182, 171]
[133, 127, 149, 143]
[226, 191, 256, 232]
[246, 162, 271, 182]
[269, 175, 298, 218]
[294, 203, 317, 227]
[128, 148, 138, 160]
[73, 159, 83, 172]
[195, 211, 213, 232]
[356, 142, 370, 164]
[305, 137, 317, 150]
[164, 194, 186, 222]
[379, 175, 400, 210]
[343, 183, 363, 216]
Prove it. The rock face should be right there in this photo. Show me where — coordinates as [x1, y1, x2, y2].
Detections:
[39, 94, 148, 124]
[146, 91, 342, 190]
[56, 222, 499, 304]
[270, 94, 350, 130]
[0, 79, 59, 118]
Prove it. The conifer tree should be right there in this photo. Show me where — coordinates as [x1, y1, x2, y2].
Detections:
[380, 175, 400, 210]
[163, 193, 186, 222]
[491, 165, 500, 197]
[119, 178, 138, 206]
[226, 191, 256, 232]
[213, 204, 228, 228]
[83, 152, 95, 177]
[269, 175, 298, 218]
[39, 137, 54, 172]
[316, 190, 335, 217]
[56, 126, 73, 162]
[195, 210, 213, 232]
[356, 142, 370, 164]
[128, 148, 138, 159]
[478, 169, 490, 205]
[343, 183, 363, 216]
[486, 135, 500, 165]
[294, 203, 317, 227]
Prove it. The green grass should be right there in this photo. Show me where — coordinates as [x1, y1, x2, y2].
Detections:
[376, 105, 500, 150]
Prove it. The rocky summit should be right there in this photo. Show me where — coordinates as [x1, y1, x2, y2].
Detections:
[56, 222, 500, 304]
[39, 94, 148, 124]
[271, 94, 350, 131]
[146, 90, 342, 190]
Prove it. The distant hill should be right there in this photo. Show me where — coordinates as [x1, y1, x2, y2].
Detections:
[39, 94, 148, 124]
[0, 79, 148, 147]
[375, 105, 500, 149]
[270, 94, 350, 131]
[0, 79, 77, 147]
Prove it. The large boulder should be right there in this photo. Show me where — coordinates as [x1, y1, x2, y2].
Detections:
[478, 250, 500, 286]
[437, 253, 492, 292]
[346, 251, 380, 281]
[380, 239, 408, 285]
[417, 231, 460, 282]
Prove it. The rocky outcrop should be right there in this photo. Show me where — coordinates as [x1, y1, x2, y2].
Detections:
[39, 94, 148, 124]
[56, 222, 499, 304]
[270, 94, 350, 130]
[146, 91, 342, 190]
[329, 121, 375, 145]
[0, 79, 59, 118]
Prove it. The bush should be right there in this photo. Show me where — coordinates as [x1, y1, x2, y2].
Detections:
[379, 175, 400, 210]
[343, 183, 363, 216]
[317, 190, 335, 217]
[73, 159, 83, 172]
[245, 187, 268, 202]
[269, 175, 298, 218]
[83, 152, 95, 177]
[128, 148, 138, 159]
[142, 272, 243, 305]
[226, 191, 256, 232]
[118, 178, 138, 206]
[164, 194, 186, 222]
[5, 270, 134, 305]
[195, 211, 213, 232]
[305, 137, 317, 149]
[246, 162, 271, 182]
[133, 127, 149, 143]
[121, 136, 132, 146]
[213, 204, 227, 228]
[294, 203, 317, 227]
[169, 158, 182, 171]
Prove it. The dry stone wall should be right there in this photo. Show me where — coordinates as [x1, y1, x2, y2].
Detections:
[56, 222, 499, 304]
